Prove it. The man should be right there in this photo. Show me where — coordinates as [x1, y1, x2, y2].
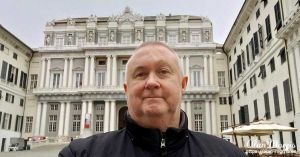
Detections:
[59, 41, 246, 157]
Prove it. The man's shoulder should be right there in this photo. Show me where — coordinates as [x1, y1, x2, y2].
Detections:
[58, 129, 126, 157]
[188, 131, 246, 156]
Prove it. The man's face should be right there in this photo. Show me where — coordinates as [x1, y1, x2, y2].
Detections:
[124, 45, 187, 126]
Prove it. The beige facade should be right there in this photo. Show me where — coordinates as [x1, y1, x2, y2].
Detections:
[22, 8, 230, 142]
[224, 0, 299, 150]
[0, 25, 33, 152]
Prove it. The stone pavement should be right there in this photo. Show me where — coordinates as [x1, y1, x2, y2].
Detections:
[0, 144, 67, 157]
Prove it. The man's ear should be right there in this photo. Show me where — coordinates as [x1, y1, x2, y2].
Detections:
[181, 76, 188, 92]
[124, 83, 128, 93]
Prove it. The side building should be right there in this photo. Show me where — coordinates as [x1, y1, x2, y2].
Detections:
[23, 8, 231, 142]
[224, 0, 298, 150]
[0, 25, 33, 152]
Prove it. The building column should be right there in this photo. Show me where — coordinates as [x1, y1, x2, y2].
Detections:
[289, 48, 300, 114]
[68, 58, 73, 88]
[80, 101, 87, 135]
[204, 55, 208, 85]
[181, 101, 186, 112]
[45, 58, 51, 88]
[209, 55, 214, 85]
[87, 100, 93, 131]
[185, 56, 190, 88]
[40, 58, 46, 88]
[180, 56, 184, 74]
[112, 55, 117, 86]
[84, 56, 89, 87]
[200, 69, 204, 85]
[34, 102, 42, 136]
[211, 100, 217, 135]
[205, 100, 211, 134]
[58, 102, 65, 136]
[104, 100, 110, 132]
[63, 102, 71, 136]
[40, 102, 48, 136]
[89, 56, 95, 86]
[110, 100, 116, 131]
[186, 101, 192, 130]
[106, 55, 111, 86]
[63, 58, 68, 88]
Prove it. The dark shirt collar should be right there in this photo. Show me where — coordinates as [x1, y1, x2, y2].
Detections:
[125, 111, 189, 152]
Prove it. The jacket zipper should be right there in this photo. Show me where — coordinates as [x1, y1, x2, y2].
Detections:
[161, 133, 167, 156]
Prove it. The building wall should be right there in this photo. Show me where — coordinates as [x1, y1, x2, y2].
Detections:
[224, 0, 298, 149]
[0, 25, 33, 152]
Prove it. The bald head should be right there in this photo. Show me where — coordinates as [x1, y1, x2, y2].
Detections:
[125, 41, 183, 83]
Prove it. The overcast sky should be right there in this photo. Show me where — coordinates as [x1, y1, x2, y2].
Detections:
[0, 0, 244, 48]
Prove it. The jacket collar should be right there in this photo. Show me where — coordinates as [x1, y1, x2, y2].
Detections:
[125, 111, 189, 152]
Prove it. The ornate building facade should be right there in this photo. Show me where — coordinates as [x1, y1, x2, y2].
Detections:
[23, 8, 230, 141]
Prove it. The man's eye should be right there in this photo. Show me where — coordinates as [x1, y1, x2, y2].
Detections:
[159, 69, 170, 75]
[135, 72, 145, 78]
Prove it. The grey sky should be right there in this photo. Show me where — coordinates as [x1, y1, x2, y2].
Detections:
[0, 0, 244, 48]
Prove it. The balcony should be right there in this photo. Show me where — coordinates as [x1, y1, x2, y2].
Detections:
[32, 85, 220, 96]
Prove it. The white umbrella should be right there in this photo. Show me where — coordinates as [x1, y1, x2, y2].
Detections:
[244, 120, 298, 132]
[221, 126, 273, 136]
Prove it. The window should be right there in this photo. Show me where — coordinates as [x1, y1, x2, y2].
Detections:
[229, 69, 233, 85]
[72, 115, 81, 132]
[247, 24, 251, 33]
[0, 43, 4, 51]
[194, 114, 203, 132]
[55, 35, 64, 46]
[0, 90, 2, 100]
[234, 47, 236, 54]
[192, 70, 201, 87]
[269, 58, 275, 72]
[283, 79, 293, 112]
[239, 105, 249, 124]
[95, 115, 104, 132]
[74, 104, 81, 110]
[274, 2, 282, 30]
[15, 115, 23, 132]
[264, 92, 271, 119]
[30, 74, 38, 89]
[265, 15, 272, 41]
[191, 34, 201, 44]
[253, 32, 259, 56]
[20, 71, 28, 89]
[241, 51, 246, 70]
[256, 9, 260, 19]
[121, 33, 131, 44]
[25, 116, 33, 133]
[52, 73, 60, 88]
[273, 86, 281, 116]
[50, 104, 58, 110]
[48, 115, 57, 132]
[250, 75, 257, 88]
[98, 60, 106, 65]
[5, 93, 14, 103]
[258, 24, 264, 49]
[20, 98, 24, 107]
[262, 0, 268, 7]
[77, 37, 85, 46]
[75, 72, 83, 88]
[258, 64, 266, 79]
[253, 99, 259, 120]
[7, 64, 18, 84]
[119, 70, 126, 85]
[2, 113, 12, 129]
[246, 45, 250, 66]
[95, 104, 104, 111]
[217, 71, 225, 87]
[167, 33, 178, 44]
[239, 37, 243, 45]
[279, 48, 286, 64]
[96, 71, 106, 87]
[145, 34, 155, 42]
[236, 90, 240, 99]
[1, 61, 8, 80]
[242, 83, 247, 95]
[13, 53, 18, 60]
[219, 97, 227, 105]
[99, 36, 107, 45]
[220, 115, 228, 131]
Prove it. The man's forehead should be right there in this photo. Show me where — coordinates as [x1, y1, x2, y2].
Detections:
[131, 45, 176, 60]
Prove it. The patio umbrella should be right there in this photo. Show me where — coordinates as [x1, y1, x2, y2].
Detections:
[221, 126, 273, 136]
[244, 120, 298, 132]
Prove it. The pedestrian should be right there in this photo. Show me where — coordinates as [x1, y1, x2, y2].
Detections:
[58, 41, 246, 157]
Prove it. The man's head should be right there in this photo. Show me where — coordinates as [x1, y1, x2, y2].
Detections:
[124, 41, 188, 131]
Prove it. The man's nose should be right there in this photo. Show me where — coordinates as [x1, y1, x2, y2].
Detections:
[145, 73, 160, 89]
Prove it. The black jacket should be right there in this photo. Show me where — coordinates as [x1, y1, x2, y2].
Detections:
[59, 112, 246, 157]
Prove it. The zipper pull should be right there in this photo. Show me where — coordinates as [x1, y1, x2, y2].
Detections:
[161, 138, 166, 148]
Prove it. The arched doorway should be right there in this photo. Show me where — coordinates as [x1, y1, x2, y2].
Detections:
[118, 106, 128, 130]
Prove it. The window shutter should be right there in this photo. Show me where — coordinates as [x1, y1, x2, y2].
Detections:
[2, 113, 6, 129]
[264, 92, 271, 119]
[20, 72, 24, 87]
[0, 112, 2, 126]
[15, 115, 19, 131]
[244, 105, 249, 124]
[253, 32, 259, 55]
[7, 64, 12, 82]
[283, 79, 293, 112]
[14, 68, 19, 85]
[20, 116, 24, 132]
[8, 114, 12, 130]
[273, 86, 281, 116]
[1, 61, 8, 80]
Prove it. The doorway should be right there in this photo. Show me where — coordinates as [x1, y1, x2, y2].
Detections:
[118, 106, 128, 130]
[1, 138, 6, 152]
